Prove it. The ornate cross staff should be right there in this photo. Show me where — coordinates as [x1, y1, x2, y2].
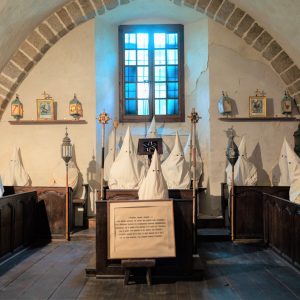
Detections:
[225, 127, 239, 241]
[188, 108, 201, 254]
[113, 119, 119, 161]
[97, 112, 110, 200]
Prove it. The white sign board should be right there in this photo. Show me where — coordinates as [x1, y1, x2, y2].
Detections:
[108, 200, 176, 259]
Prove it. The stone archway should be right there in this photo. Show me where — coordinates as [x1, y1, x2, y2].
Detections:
[0, 0, 299, 118]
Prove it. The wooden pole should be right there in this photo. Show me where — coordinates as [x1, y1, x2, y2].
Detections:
[192, 122, 197, 254]
[231, 165, 235, 241]
[100, 123, 105, 201]
[65, 163, 69, 241]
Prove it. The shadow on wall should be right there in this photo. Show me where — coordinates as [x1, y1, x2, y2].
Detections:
[86, 153, 100, 214]
[72, 145, 83, 197]
[249, 143, 271, 186]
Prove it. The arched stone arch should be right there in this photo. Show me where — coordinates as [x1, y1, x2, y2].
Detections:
[0, 0, 299, 119]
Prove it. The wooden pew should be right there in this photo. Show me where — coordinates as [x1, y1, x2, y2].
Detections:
[263, 193, 300, 268]
[224, 185, 289, 239]
[0, 191, 37, 261]
[4, 186, 72, 240]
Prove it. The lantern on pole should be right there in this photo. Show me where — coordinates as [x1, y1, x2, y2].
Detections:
[69, 94, 83, 120]
[11, 94, 24, 120]
[61, 127, 72, 241]
[225, 128, 239, 241]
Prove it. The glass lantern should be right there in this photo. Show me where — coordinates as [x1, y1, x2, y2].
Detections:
[218, 91, 232, 117]
[11, 94, 23, 120]
[69, 94, 83, 120]
[61, 128, 72, 164]
[281, 90, 293, 116]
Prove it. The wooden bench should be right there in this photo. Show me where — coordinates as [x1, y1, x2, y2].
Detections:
[121, 259, 156, 286]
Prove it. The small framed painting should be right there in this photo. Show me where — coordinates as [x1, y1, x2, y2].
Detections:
[37, 98, 54, 120]
[249, 96, 266, 117]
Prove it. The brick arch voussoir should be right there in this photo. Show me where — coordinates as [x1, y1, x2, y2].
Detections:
[0, 0, 299, 119]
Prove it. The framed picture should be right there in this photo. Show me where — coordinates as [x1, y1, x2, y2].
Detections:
[249, 96, 266, 117]
[37, 98, 54, 120]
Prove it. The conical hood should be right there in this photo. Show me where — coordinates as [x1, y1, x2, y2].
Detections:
[104, 130, 120, 181]
[226, 136, 257, 186]
[120, 126, 135, 155]
[147, 116, 157, 138]
[161, 132, 190, 189]
[108, 126, 145, 189]
[238, 136, 247, 157]
[138, 150, 168, 200]
[2, 146, 30, 186]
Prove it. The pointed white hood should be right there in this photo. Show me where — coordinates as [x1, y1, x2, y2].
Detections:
[184, 134, 203, 181]
[161, 132, 190, 189]
[138, 150, 168, 200]
[226, 136, 257, 186]
[108, 127, 145, 189]
[2, 146, 30, 186]
[147, 116, 157, 138]
[104, 130, 119, 181]
[272, 138, 299, 186]
[146, 116, 169, 162]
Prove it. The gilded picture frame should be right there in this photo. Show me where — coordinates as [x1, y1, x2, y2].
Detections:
[36, 98, 54, 120]
[249, 96, 266, 117]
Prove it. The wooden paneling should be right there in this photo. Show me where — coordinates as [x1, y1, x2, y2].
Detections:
[263, 193, 300, 267]
[232, 186, 289, 239]
[5, 186, 72, 240]
[0, 191, 37, 260]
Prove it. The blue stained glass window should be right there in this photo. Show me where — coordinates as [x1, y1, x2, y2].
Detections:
[137, 50, 148, 65]
[125, 83, 136, 98]
[154, 33, 165, 48]
[155, 99, 166, 115]
[125, 33, 136, 49]
[126, 100, 137, 114]
[167, 82, 178, 98]
[155, 66, 166, 82]
[125, 66, 137, 83]
[137, 67, 148, 82]
[167, 66, 178, 81]
[167, 33, 178, 48]
[137, 33, 148, 49]
[125, 50, 136, 65]
[155, 83, 166, 98]
[167, 49, 178, 64]
[167, 99, 178, 115]
[137, 83, 149, 99]
[154, 50, 166, 65]
[138, 100, 149, 115]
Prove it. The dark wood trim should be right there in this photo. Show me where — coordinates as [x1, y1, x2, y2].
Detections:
[9, 120, 87, 125]
[219, 117, 297, 122]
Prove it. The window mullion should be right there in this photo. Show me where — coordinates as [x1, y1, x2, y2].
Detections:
[149, 32, 155, 120]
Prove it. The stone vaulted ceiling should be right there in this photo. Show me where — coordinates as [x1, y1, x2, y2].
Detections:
[0, 0, 299, 119]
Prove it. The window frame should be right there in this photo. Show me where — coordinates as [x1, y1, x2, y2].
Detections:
[118, 24, 185, 123]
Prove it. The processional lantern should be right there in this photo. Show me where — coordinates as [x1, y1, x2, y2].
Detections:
[69, 94, 83, 120]
[61, 127, 72, 241]
[281, 90, 293, 116]
[217, 91, 232, 117]
[61, 127, 72, 164]
[11, 94, 24, 120]
[225, 128, 239, 241]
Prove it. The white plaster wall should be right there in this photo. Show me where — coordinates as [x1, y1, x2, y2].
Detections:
[208, 19, 298, 215]
[0, 20, 97, 214]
